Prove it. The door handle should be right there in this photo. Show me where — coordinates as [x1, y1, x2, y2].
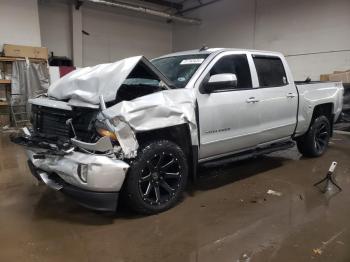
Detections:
[286, 93, 296, 98]
[246, 97, 260, 103]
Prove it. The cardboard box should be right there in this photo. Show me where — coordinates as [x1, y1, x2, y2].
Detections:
[3, 44, 48, 60]
[329, 71, 350, 83]
[333, 70, 350, 74]
[320, 74, 330, 81]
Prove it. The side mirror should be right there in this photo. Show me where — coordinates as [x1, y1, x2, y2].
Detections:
[202, 73, 237, 93]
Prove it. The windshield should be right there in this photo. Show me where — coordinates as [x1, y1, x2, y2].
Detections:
[152, 54, 209, 88]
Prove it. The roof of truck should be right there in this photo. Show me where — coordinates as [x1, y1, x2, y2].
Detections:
[155, 47, 283, 59]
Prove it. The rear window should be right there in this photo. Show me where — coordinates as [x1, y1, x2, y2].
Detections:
[253, 56, 288, 87]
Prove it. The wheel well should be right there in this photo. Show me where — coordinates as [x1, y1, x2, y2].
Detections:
[311, 103, 334, 135]
[135, 124, 196, 181]
[312, 103, 333, 120]
[136, 124, 192, 155]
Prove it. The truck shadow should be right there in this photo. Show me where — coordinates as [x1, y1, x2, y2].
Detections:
[190, 155, 290, 193]
[33, 189, 117, 225]
[32, 154, 296, 224]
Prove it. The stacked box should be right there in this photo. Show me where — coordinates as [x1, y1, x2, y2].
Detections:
[329, 71, 350, 83]
[3, 44, 48, 60]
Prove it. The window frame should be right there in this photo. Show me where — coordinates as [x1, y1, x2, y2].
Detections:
[198, 52, 255, 94]
[252, 54, 289, 88]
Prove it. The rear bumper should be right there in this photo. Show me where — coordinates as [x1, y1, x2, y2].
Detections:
[28, 160, 120, 211]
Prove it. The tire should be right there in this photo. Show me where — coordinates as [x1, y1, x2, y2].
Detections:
[123, 140, 188, 215]
[297, 115, 331, 157]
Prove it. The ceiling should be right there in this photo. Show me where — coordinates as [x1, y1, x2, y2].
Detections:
[72, 0, 220, 24]
[126, 0, 220, 14]
[139, 0, 186, 11]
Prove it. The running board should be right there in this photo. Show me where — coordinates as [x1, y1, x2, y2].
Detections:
[200, 141, 295, 168]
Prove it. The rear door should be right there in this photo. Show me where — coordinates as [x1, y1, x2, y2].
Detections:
[251, 54, 298, 143]
[195, 52, 262, 160]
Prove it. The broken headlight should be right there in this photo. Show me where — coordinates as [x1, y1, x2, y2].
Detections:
[95, 120, 118, 142]
[97, 128, 118, 141]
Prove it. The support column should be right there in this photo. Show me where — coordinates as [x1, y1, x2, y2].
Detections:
[72, 4, 83, 67]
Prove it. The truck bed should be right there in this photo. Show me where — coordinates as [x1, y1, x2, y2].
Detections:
[294, 81, 344, 136]
[295, 80, 331, 85]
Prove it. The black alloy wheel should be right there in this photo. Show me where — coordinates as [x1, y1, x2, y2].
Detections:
[314, 121, 329, 153]
[123, 140, 188, 214]
[138, 152, 182, 206]
[297, 115, 331, 157]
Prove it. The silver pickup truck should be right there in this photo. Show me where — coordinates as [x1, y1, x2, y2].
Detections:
[12, 48, 344, 214]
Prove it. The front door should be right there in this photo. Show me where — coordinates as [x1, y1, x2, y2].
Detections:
[196, 53, 262, 160]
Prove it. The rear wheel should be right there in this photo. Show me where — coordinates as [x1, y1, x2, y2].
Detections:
[123, 140, 188, 214]
[297, 115, 331, 157]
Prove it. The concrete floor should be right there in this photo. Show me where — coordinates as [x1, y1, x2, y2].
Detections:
[0, 133, 350, 262]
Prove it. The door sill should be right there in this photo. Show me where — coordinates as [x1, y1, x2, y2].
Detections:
[199, 140, 295, 168]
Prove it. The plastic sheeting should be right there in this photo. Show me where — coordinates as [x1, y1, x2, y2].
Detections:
[11, 60, 49, 111]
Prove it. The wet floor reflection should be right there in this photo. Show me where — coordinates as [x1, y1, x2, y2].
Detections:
[0, 133, 349, 261]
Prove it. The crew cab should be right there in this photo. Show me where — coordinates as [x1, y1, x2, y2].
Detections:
[12, 48, 344, 214]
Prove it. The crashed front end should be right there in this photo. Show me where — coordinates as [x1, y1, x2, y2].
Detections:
[11, 97, 131, 211]
[11, 55, 197, 212]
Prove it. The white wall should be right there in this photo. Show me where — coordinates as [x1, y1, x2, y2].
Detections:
[38, 0, 72, 59]
[37, 0, 350, 78]
[255, 0, 350, 80]
[82, 5, 172, 66]
[172, 0, 255, 52]
[38, 1, 173, 66]
[173, 0, 350, 80]
[0, 0, 41, 49]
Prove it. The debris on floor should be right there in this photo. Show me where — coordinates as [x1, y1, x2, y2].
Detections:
[238, 252, 251, 262]
[267, 189, 282, 197]
[312, 229, 347, 257]
[250, 197, 267, 204]
[1, 125, 20, 133]
[313, 248, 323, 256]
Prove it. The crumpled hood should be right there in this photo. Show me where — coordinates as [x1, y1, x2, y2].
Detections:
[48, 56, 172, 105]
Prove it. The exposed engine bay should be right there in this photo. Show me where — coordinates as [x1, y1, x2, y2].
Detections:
[115, 60, 167, 103]
[10, 104, 117, 156]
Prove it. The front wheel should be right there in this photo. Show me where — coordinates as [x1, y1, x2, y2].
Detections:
[296, 115, 331, 157]
[123, 140, 188, 214]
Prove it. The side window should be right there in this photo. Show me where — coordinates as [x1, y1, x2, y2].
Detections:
[253, 56, 288, 87]
[210, 54, 252, 89]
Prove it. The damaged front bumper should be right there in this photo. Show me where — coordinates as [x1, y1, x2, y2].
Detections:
[13, 132, 129, 212]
